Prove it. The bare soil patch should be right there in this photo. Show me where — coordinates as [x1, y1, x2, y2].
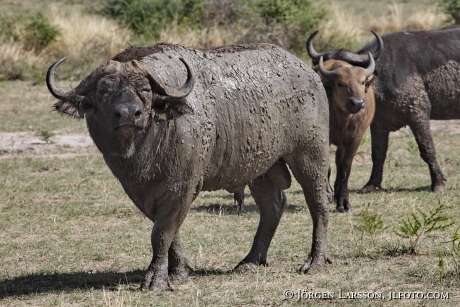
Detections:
[0, 131, 98, 159]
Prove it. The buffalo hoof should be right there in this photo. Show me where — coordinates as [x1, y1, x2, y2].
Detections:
[432, 183, 445, 193]
[359, 184, 379, 194]
[336, 205, 351, 213]
[140, 271, 169, 291]
[234, 262, 262, 273]
[299, 254, 332, 274]
[168, 264, 193, 286]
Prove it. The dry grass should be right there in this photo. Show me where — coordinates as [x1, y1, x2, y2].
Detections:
[314, 2, 450, 52]
[45, 4, 131, 61]
[367, 3, 449, 34]
[158, 22, 250, 49]
[0, 40, 44, 69]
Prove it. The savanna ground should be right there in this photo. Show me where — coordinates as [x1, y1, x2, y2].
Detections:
[1, 0, 460, 306]
[1, 82, 460, 307]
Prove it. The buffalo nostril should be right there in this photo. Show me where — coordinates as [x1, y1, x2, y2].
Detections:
[349, 98, 364, 107]
[114, 111, 121, 119]
[134, 110, 142, 118]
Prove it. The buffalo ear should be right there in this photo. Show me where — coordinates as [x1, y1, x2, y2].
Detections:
[53, 95, 91, 119]
[54, 98, 84, 119]
[365, 75, 375, 86]
[365, 75, 376, 92]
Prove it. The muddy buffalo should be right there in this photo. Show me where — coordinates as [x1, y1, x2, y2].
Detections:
[313, 54, 376, 212]
[46, 43, 332, 291]
[307, 27, 460, 193]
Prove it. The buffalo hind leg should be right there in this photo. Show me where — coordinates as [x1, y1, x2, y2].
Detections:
[285, 153, 332, 273]
[408, 119, 445, 192]
[234, 175, 286, 273]
[360, 124, 389, 193]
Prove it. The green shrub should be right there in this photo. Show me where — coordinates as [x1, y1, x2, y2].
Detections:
[251, 0, 326, 54]
[24, 13, 61, 52]
[101, 0, 202, 39]
[356, 208, 388, 247]
[0, 12, 61, 52]
[100, 0, 326, 55]
[394, 201, 454, 254]
[440, 0, 460, 24]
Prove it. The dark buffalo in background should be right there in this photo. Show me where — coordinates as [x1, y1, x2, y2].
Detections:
[46, 43, 332, 291]
[307, 27, 460, 193]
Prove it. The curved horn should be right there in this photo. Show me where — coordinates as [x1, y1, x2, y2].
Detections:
[306, 30, 323, 63]
[339, 31, 383, 65]
[145, 58, 195, 100]
[370, 30, 383, 60]
[318, 56, 336, 80]
[47, 58, 71, 99]
[47, 58, 122, 100]
[364, 52, 375, 76]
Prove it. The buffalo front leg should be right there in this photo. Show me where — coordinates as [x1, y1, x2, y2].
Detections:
[335, 140, 361, 213]
[408, 119, 445, 192]
[360, 124, 389, 193]
[234, 175, 286, 273]
[141, 191, 193, 291]
[168, 232, 194, 286]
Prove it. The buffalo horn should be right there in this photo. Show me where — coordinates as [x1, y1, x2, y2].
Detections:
[364, 52, 375, 76]
[306, 30, 323, 63]
[47, 58, 121, 100]
[47, 58, 72, 100]
[144, 58, 195, 100]
[318, 56, 336, 80]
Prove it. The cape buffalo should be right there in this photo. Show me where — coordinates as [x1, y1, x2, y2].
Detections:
[307, 27, 460, 193]
[46, 43, 332, 291]
[313, 54, 376, 212]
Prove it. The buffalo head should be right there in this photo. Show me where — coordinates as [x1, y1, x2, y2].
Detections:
[314, 53, 375, 114]
[46, 57, 195, 141]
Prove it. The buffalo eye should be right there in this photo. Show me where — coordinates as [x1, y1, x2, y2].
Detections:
[140, 88, 151, 95]
[337, 83, 344, 88]
[98, 88, 109, 96]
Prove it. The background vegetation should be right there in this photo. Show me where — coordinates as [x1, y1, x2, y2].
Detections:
[0, 0, 458, 82]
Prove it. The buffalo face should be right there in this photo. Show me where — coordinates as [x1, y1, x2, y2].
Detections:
[92, 73, 150, 138]
[315, 53, 375, 115]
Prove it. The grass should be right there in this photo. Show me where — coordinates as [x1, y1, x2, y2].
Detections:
[0, 82, 459, 306]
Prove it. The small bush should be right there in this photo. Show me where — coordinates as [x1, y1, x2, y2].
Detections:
[0, 12, 61, 52]
[440, 0, 460, 24]
[24, 13, 61, 52]
[394, 201, 454, 254]
[251, 0, 326, 54]
[356, 208, 388, 247]
[38, 130, 55, 143]
[101, 0, 202, 40]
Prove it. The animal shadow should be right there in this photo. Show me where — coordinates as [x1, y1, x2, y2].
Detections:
[0, 270, 145, 299]
[0, 268, 235, 299]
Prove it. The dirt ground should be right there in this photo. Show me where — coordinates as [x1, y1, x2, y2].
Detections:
[1, 120, 459, 159]
[0, 130, 97, 159]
